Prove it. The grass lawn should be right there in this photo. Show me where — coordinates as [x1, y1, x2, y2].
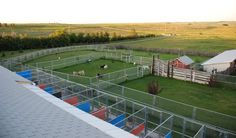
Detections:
[25, 50, 99, 64]
[120, 75, 236, 116]
[55, 59, 135, 77]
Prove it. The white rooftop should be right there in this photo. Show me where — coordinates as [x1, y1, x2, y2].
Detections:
[177, 55, 194, 65]
[0, 66, 137, 138]
[202, 50, 236, 65]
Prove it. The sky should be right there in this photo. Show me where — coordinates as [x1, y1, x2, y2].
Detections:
[0, 0, 236, 23]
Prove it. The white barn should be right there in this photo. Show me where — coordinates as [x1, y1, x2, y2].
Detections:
[201, 50, 236, 73]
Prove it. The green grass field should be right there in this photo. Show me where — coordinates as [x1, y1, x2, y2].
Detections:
[24, 48, 209, 65]
[55, 59, 135, 77]
[120, 75, 236, 116]
[1, 22, 236, 54]
[25, 50, 98, 64]
[110, 37, 236, 53]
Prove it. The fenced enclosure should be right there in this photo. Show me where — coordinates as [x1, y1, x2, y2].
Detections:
[26, 55, 235, 136]
[90, 66, 151, 84]
[16, 67, 210, 138]
[104, 51, 153, 66]
[11, 48, 153, 73]
[0, 44, 116, 70]
[214, 74, 236, 89]
[31, 53, 104, 70]
[153, 58, 211, 84]
[1, 44, 236, 138]
[91, 79, 236, 133]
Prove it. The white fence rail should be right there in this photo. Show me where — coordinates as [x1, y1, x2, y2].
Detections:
[154, 58, 211, 84]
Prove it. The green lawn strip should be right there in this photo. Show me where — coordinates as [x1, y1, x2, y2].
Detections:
[120, 75, 236, 116]
[24, 50, 98, 64]
[55, 59, 135, 77]
[119, 75, 236, 131]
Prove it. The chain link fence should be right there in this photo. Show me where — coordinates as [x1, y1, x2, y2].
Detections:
[1, 44, 236, 137]
[17, 66, 207, 138]
[91, 79, 236, 134]
[214, 74, 236, 89]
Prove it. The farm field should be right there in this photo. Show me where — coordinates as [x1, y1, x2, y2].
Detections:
[120, 75, 236, 116]
[1, 22, 236, 54]
[1, 22, 236, 38]
[55, 59, 135, 77]
[110, 36, 236, 53]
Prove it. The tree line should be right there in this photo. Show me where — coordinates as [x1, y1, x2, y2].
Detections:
[0, 30, 155, 51]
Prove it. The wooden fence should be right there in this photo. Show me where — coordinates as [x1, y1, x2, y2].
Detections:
[153, 58, 211, 84]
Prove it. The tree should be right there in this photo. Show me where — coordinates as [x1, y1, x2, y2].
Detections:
[111, 32, 117, 41]
[131, 28, 138, 38]
[147, 80, 160, 95]
[104, 32, 110, 42]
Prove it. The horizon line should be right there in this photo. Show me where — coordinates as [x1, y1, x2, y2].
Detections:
[2, 20, 236, 25]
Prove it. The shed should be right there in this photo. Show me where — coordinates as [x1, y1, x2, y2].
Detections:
[201, 50, 236, 74]
[171, 55, 194, 69]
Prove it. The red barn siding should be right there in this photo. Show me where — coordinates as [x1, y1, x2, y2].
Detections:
[171, 59, 190, 69]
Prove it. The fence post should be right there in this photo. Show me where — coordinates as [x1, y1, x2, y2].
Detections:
[193, 70, 195, 82]
[121, 86, 124, 96]
[185, 71, 187, 81]
[190, 69, 193, 82]
[124, 100, 127, 113]
[142, 67, 144, 77]
[192, 107, 196, 119]
[132, 103, 135, 128]
[171, 65, 174, 78]
[137, 66, 139, 77]
[170, 116, 173, 129]
[199, 125, 205, 138]
[162, 64, 165, 76]
[152, 96, 156, 106]
[182, 120, 186, 138]
[152, 55, 155, 75]
[106, 95, 109, 119]
[160, 111, 163, 124]
[144, 107, 148, 135]
[167, 61, 170, 78]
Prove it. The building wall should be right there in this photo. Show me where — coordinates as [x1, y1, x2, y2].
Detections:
[171, 59, 190, 69]
[203, 62, 231, 73]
